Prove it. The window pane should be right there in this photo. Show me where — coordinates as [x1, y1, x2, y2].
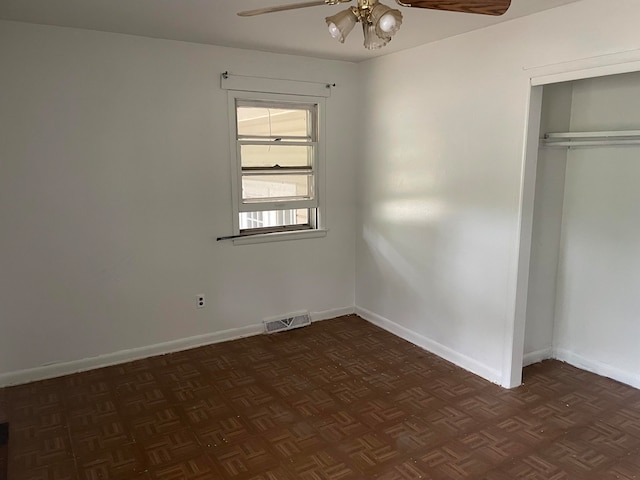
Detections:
[242, 175, 311, 201]
[240, 144, 312, 169]
[240, 209, 309, 230]
[237, 107, 309, 138]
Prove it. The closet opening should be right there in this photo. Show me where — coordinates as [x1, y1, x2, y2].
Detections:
[510, 67, 640, 389]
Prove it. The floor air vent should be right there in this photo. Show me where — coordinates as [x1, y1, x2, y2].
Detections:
[264, 312, 311, 334]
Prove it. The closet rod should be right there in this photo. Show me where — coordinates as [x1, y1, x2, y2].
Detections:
[542, 130, 640, 148]
[545, 130, 640, 140]
[543, 139, 640, 148]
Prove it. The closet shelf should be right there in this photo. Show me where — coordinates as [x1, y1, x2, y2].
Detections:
[542, 130, 640, 148]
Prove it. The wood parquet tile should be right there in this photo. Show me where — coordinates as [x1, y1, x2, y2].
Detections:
[3, 314, 640, 479]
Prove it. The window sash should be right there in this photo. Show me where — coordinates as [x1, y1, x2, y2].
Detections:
[235, 100, 317, 142]
[238, 199, 317, 213]
[238, 141, 317, 172]
[239, 209, 314, 233]
[238, 140, 316, 147]
[238, 135, 312, 142]
[229, 91, 324, 237]
[239, 223, 314, 235]
[236, 141, 317, 210]
[242, 167, 313, 175]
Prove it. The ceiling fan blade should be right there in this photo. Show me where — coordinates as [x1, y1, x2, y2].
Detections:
[398, 0, 511, 16]
[238, 0, 332, 17]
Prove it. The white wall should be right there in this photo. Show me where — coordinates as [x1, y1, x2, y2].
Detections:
[523, 83, 572, 363]
[552, 72, 640, 387]
[0, 21, 359, 383]
[356, 0, 640, 385]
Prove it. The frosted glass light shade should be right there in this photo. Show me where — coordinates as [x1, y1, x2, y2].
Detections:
[325, 8, 358, 43]
[328, 22, 341, 39]
[379, 13, 396, 32]
[369, 3, 403, 38]
[362, 22, 388, 50]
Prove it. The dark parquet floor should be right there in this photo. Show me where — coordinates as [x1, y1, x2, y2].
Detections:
[2, 315, 640, 479]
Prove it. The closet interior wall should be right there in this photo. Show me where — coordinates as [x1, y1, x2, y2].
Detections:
[523, 82, 571, 364]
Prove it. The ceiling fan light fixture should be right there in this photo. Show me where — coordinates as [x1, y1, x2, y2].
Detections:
[238, 0, 512, 51]
[325, 8, 358, 43]
[362, 22, 389, 50]
[369, 3, 402, 38]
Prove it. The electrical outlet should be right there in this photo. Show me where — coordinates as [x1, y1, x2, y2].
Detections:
[196, 294, 205, 309]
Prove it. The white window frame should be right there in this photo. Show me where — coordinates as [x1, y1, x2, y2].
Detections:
[228, 90, 327, 245]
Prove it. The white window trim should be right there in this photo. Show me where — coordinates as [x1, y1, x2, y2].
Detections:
[232, 228, 328, 245]
[221, 73, 332, 98]
[227, 90, 327, 245]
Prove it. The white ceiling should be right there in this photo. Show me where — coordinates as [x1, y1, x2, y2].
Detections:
[0, 0, 581, 62]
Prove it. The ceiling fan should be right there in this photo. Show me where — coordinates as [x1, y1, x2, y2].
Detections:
[238, 0, 512, 50]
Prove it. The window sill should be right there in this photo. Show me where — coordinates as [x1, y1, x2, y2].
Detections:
[232, 228, 328, 246]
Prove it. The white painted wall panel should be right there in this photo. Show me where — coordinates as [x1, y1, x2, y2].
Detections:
[356, 0, 640, 384]
[0, 21, 359, 378]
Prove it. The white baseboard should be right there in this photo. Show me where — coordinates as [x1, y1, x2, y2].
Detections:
[311, 306, 355, 322]
[0, 306, 356, 387]
[554, 348, 640, 390]
[0, 323, 263, 388]
[523, 347, 553, 366]
[355, 306, 502, 385]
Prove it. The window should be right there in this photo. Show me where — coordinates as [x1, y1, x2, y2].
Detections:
[229, 92, 325, 242]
